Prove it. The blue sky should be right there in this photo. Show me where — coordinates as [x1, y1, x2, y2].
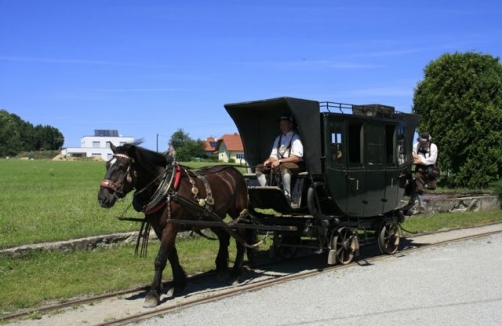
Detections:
[1, 0, 501, 151]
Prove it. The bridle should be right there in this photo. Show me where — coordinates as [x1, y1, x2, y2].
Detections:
[100, 153, 135, 198]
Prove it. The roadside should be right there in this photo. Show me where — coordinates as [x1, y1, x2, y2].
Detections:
[6, 222, 502, 326]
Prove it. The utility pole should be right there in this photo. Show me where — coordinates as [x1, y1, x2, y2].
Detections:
[156, 133, 159, 152]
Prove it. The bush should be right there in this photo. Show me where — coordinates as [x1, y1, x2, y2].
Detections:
[490, 179, 502, 198]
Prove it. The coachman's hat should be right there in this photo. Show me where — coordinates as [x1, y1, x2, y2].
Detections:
[418, 131, 431, 142]
[277, 113, 294, 123]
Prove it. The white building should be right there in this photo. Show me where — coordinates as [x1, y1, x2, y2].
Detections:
[61, 130, 134, 161]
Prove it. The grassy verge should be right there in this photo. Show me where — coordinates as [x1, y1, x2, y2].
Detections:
[401, 209, 502, 233]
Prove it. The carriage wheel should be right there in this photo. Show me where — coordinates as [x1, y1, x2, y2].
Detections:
[378, 221, 401, 255]
[276, 245, 298, 260]
[333, 227, 356, 265]
[274, 234, 300, 260]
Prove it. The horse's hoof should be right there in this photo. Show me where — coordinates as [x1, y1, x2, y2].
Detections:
[166, 285, 185, 298]
[230, 277, 241, 286]
[143, 292, 160, 308]
[173, 285, 185, 296]
[229, 271, 242, 286]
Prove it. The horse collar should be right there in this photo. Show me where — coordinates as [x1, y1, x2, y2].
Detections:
[142, 163, 181, 214]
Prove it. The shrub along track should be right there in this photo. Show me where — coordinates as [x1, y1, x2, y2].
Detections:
[3, 223, 502, 326]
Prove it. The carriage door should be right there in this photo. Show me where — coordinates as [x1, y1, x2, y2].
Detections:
[383, 124, 400, 212]
[345, 120, 367, 216]
[364, 123, 386, 215]
[325, 118, 349, 213]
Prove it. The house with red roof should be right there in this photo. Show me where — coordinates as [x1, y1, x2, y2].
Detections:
[216, 133, 246, 164]
[203, 136, 218, 156]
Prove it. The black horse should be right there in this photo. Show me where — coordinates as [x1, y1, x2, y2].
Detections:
[98, 142, 252, 308]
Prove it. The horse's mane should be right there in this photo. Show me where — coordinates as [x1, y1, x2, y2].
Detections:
[119, 140, 170, 167]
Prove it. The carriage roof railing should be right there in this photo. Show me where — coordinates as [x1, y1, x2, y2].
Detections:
[319, 101, 354, 113]
[319, 101, 406, 119]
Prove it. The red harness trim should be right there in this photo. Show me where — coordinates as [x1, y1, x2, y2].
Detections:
[173, 164, 181, 189]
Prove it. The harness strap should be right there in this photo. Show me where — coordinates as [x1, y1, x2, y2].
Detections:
[196, 174, 214, 208]
[167, 189, 256, 248]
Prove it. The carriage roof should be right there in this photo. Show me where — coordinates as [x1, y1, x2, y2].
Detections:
[225, 97, 322, 174]
[224, 96, 419, 175]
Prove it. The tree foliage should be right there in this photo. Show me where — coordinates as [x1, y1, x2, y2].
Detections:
[169, 129, 205, 162]
[413, 52, 502, 188]
[0, 110, 64, 157]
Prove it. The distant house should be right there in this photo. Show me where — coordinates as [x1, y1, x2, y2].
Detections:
[217, 133, 246, 164]
[203, 136, 218, 156]
[60, 130, 134, 161]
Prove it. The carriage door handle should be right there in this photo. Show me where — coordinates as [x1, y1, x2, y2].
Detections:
[348, 177, 359, 190]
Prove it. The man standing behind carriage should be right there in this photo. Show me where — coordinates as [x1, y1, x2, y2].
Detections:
[408, 131, 438, 214]
[255, 114, 304, 204]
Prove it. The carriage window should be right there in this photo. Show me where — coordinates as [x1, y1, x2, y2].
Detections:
[348, 122, 363, 164]
[385, 125, 396, 164]
[397, 123, 406, 165]
[366, 124, 383, 164]
[330, 122, 344, 164]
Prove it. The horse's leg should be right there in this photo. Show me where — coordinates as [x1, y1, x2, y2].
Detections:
[245, 228, 259, 268]
[144, 224, 185, 308]
[166, 243, 187, 296]
[229, 228, 247, 285]
[210, 227, 230, 281]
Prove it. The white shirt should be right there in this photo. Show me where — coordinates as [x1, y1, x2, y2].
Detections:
[270, 131, 303, 160]
[413, 141, 438, 166]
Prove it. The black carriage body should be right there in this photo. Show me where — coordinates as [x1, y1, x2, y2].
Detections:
[224, 96, 419, 218]
[225, 96, 419, 263]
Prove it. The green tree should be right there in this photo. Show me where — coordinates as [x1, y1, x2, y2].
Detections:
[0, 110, 23, 156]
[413, 52, 502, 188]
[0, 110, 64, 156]
[169, 129, 205, 162]
[34, 125, 64, 150]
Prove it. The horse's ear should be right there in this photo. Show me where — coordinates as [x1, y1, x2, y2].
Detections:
[110, 142, 117, 153]
[126, 144, 136, 159]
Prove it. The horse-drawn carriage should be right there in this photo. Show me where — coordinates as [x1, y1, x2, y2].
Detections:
[225, 97, 419, 263]
[98, 96, 419, 307]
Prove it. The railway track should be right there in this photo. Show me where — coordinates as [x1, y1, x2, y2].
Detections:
[4, 223, 502, 326]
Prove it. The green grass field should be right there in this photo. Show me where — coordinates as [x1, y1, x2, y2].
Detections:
[0, 159, 142, 248]
[0, 158, 501, 315]
[0, 159, 245, 249]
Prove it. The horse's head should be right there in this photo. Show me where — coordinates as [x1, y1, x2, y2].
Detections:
[98, 142, 137, 208]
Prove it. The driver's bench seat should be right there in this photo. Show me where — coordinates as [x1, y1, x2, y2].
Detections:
[244, 171, 308, 210]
